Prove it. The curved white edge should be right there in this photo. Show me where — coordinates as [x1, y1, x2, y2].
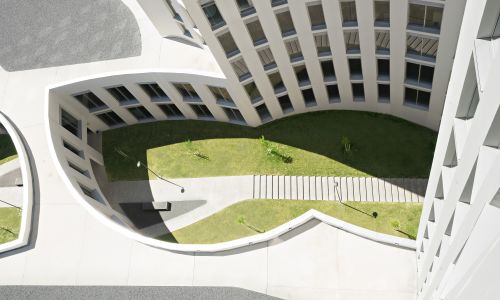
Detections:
[45, 74, 416, 253]
[0, 113, 34, 254]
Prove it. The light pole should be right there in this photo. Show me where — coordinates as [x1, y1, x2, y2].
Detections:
[136, 161, 185, 193]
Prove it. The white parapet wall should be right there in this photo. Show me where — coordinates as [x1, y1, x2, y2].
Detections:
[0, 112, 35, 254]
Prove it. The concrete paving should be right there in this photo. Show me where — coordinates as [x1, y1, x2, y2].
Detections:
[0, 0, 141, 71]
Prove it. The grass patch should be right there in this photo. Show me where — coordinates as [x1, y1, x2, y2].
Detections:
[0, 134, 18, 165]
[0, 208, 21, 244]
[157, 199, 422, 244]
[103, 111, 436, 180]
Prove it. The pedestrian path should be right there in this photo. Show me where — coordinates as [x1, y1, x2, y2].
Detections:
[252, 175, 427, 202]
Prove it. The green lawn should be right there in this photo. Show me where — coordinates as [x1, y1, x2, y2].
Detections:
[0, 134, 18, 165]
[157, 199, 422, 244]
[103, 111, 436, 181]
[0, 208, 21, 244]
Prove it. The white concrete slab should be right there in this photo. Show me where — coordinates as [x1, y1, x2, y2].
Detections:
[297, 176, 304, 200]
[303, 176, 310, 200]
[272, 175, 278, 199]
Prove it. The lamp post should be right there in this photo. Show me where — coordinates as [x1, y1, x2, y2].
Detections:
[136, 161, 185, 193]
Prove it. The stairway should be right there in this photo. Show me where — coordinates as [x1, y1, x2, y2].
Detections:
[252, 175, 426, 202]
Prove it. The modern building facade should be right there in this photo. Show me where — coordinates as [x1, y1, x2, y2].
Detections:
[415, 0, 500, 299]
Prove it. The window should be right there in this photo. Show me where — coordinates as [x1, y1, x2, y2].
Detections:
[375, 30, 390, 54]
[209, 86, 234, 105]
[341, 1, 357, 26]
[407, 34, 439, 60]
[294, 65, 310, 87]
[218, 31, 239, 58]
[308, 4, 326, 30]
[158, 104, 184, 118]
[268, 72, 286, 94]
[405, 87, 430, 109]
[223, 107, 245, 123]
[276, 10, 296, 37]
[344, 30, 360, 53]
[378, 59, 390, 80]
[246, 19, 267, 46]
[79, 183, 104, 204]
[374, 1, 390, 26]
[190, 104, 213, 118]
[257, 47, 276, 70]
[96, 111, 125, 127]
[278, 94, 294, 114]
[315, 33, 331, 56]
[173, 83, 200, 100]
[285, 38, 303, 62]
[255, 103, 272, 122]
[139, 83, 169, 101]
[236, 0, 255, 17]
[271, 0, 287, 7]
[128, 106, 154, 121]
[244, 82, 262, 103]
[63, 140, 83, 158]
[68, 162, 90, 178]
[327, 85, 340, 103]
[321, 60, 336, 82]
[165, 0, 179, 19]
[231, 57, 251, 81]
[348, 58, 363, 79]
[73, 91, 107, 111]
[61, 109, 81, 138]
[408, 4, 443, 33]
[406, 62, 434, 88]
[352, 83, 365, 101]
[202, 1, 225, 30]
[378, 84, 390, 102]
[106, 86, 137, 105]
[302, 88, 317, 107]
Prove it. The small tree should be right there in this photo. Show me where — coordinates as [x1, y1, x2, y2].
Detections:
[340, 136, 352, 154]
[391, 220, 401, 231]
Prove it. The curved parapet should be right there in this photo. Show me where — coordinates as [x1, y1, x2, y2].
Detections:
[0, 112, 35, 253]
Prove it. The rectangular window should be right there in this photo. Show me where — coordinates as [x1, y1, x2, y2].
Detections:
[315, 33, 331, 56]
[278, 94, 294, 114]
[63, 140, 84, 158]
[352, 83, 365, 101]
[294, 65, 310, 87]
[321, 60, 336, 82]
[378, 59, 390, 80]
[223, 107, 245, 123]
[61, 109, 81, 138]
[276, 10, 296, 37]
[348, 58, 363, 80]
[173, 83, 200, 100]
[244, 82, 262, 103]
[68, 162, 90, 178]
[96, 111, 125, 127]
[202, 1, 226, 30]
[285, 38, 303, 62]
[209, 86, 234, 106]
[257, 47, 276, 71]
[139, 83, 169, 101]
[344, 30, 360, 53]
[128, 106, 154, 121]
[158, 103, 184, 118]
[407, 34, 439, 61]
[405, 62, 434, 88]
[271, 0, 287, 7]
[79, 183, 104, 204]
[341, 1, 357, 27]
[404, 87, 430, 109]
[378, 84, 390, 102]
[237, 0, 256, 17]
[408, 3, 443, 33]
[106, 86, 137, 105]
[218, 31, 240, 58]
[190, 104, 214, 119]
[374, 1, 390, 27]
[302, 88, 317, 107]
[375, 30, 390, 54]
[246, 19, 267, 46]
[327, 85, 340, 103]
[308, 4, 326, 30]
[268, 72, 286, 94]
[73, 91, 107, 111]
[255, 103, 272, 122]
[231, 57, 251, 81]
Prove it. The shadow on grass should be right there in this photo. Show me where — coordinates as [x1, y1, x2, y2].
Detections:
[0, 134, 17, 162]
[395, 229, 416, 240]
